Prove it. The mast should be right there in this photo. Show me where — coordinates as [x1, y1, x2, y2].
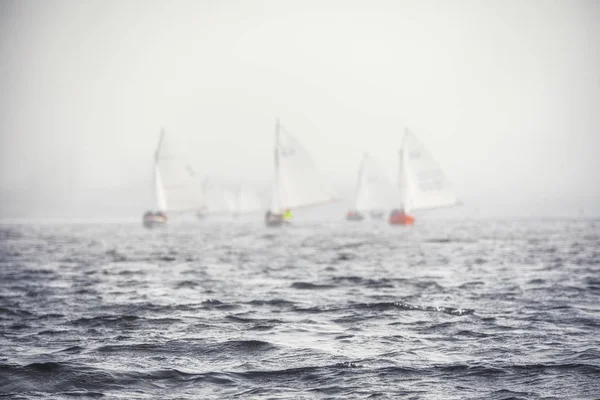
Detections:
[236, 183, 243, 216]
[201, 176, 208, 199]
[399, 128, 410, 212]
[354, 153, 368, 211]
[200, 176, 209, 213]
[154, 128, 167, 211]
[270, 118, 282, 214]
[155, 128, 165, 164]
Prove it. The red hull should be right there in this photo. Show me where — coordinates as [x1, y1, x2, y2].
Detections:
[389, 213, 415, 225]
[346, 211, 365, 221]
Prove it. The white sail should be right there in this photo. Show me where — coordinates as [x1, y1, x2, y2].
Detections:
[154, 129, 204, 213]
[154, 161, 167, 211]
[398, 128, 458, 212]
[270, 121, 336, 213]
[354, 153, 396, 212]
[236, 185, 262, 214]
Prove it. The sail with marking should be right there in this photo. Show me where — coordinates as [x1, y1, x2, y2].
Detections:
[398, 128, 458, 212]
[154, 130, 204, 213]
[354, 153, 397, 212]
[270, 121, 336, 213]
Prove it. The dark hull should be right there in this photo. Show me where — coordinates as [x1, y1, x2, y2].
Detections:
[265, 216, 291, 227]
[143, 211, 167, 229]
[266, 219, 285, 227]
[346, 214, 365, 221]
[370, 211, 385, 220]
[143, 218, 167, 229]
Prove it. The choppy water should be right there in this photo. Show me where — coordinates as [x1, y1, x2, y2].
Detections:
[1, 219, 599, 399]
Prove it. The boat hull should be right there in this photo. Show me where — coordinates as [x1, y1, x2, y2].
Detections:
[143, 218, 167, 229]
[346, 212, 365, 221]
[265, 218, 291, 227]
[195, 212, 206, 221]
[265, 213, 291, 227]
[143, 212, 167, 229]
[370, 211, 385, 220]
[389, 213, 415, 225]
[266, 219, 285, 227]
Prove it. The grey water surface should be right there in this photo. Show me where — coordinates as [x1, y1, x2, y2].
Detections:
[1, 219, 599, 399]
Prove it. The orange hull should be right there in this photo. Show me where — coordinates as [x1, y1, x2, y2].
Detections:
[389, 213, 415, 225]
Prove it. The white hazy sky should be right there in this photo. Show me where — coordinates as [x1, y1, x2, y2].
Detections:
[1, 0, 599, 218]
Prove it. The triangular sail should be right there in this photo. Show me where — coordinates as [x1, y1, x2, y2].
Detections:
[354, 155, 369, 211]
[270, 121, 336, 213]
[154, 150, 167, 211]
[398, 128, 458, 212]
[154, 129, 204, 213]
[354, 154, 396, 212]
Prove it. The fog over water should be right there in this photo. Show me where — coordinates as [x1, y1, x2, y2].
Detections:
[1, 0, 599, 219]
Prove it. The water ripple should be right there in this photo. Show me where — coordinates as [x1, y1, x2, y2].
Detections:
[0, 220, 598, 399]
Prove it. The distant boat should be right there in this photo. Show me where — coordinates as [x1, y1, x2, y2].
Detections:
[347, 153, 396, 221]
[195, 176, 210, 220]
[203, 179, 236, 217]
[142, 129, 205, 228]
[390, 128, 459, 225]
[370, 211, 385, 220]
[233, 184, 262, 217]
[203, 183, 261, 219]
[266, 120, 336, 226]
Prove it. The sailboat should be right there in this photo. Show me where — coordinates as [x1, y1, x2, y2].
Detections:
[142, 129, 204, 228]
[203, 180, 236, 217]
[195, 176, 210, 220]
[266, 120, 336, 226]
[390, 128, 459, 225]
[347, 153, 396, 221]
[204, 183, 261, 218]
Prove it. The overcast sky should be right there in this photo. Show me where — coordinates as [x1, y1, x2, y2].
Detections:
[1, 0, 599, 219]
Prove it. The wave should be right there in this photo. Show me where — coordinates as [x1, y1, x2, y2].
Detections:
[95, 338, 279, 357]
[219, 339, 277, 353]
[225, 315, 283, 325]
[457, 280, 485, 289]
[290, 282, 335, 290]
[1, 358, 598, 397]
[424, 237, 477, 244]
[290, 276, 449, 290]
[174, 280, 198, 289]
[291, 301, 473, 318]
[0, 362, 239, 395]
[0, 307, 34, 317]
[68, 315, 180, 329]
[69, 315, 140, 327]
[230, 361, 362, 381]
[0, 362, 116, 394]
[334, 252, 355, 261]
[422, 362, 600, 377]
[200, 299, 239, 310]
[488, 389, 530, 400]
[354, 302, 474, 316]
[330, 276, 399, 288]
[246, 299, 295, 307]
